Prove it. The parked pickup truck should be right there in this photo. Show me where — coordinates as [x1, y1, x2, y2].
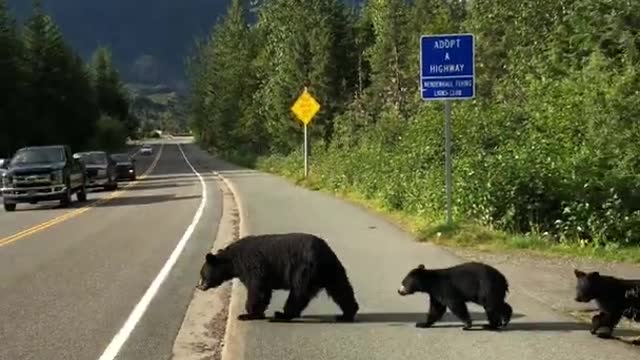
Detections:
[1, 145, 87, 211]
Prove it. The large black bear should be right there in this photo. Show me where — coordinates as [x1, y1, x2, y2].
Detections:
[197, 232, 359, 322]
[398, 262, 512, 330]
[573, 269, 640, 338]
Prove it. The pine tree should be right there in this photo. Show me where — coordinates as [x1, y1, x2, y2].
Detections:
[188, 0, 256, 151]
[63, 52, 99, 150]
[0, 0, 26, 155]
[23, 0, 72, 145]
[249, 0, 308, 153]
[364, 0, 413, 117]
[90, 46, 130, 123]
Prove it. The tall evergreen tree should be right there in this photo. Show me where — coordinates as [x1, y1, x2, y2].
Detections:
[0, 0, 26, 155]
[22, 0, 73, 146]
[364, 0, 413, 117]
[90, 46, 130, 123]
[188, 0, 257, 151]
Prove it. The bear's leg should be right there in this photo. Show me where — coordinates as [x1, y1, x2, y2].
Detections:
[482, 299, 510, 330]
[416, 298, 446, 328]
[591, 313, 604, 334]
[271, 285, 321, 322]
[448, 301, 473, 330]
[238, 286, 271, 321]
[501, 302, 513, 327]
[325, 273, 359, 322]
[482, 307, 503, 331]
[592, 311, 622, 339]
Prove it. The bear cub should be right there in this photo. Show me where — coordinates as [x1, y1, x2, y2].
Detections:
[573, 269, 640, 338]
[398, 262, 513, 331]
[197, 232, 359, 322]
[624, 285, 640, 322]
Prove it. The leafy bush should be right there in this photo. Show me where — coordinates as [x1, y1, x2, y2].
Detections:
[194, 0, 640, 248]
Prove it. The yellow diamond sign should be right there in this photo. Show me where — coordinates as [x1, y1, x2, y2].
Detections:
[291, 89, 321, 125]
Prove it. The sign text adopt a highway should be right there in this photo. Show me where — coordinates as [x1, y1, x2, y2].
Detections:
[420, 34, 475, 101]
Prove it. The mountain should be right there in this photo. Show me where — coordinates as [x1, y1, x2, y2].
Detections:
[7, 0, 365, 90]
[8, 0, 232, 89]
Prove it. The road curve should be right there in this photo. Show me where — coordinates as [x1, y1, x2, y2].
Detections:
[0, 142, 222, 360]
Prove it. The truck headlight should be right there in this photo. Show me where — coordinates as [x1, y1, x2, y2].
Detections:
[50, 170, 64, 184]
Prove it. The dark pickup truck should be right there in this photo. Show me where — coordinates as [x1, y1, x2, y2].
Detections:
[1, 145, 87, 211]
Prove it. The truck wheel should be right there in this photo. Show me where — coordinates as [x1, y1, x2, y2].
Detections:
[60, 185, 72, 207]
[77, 184, 87, 202]
[107, 176, 118, 191]
[4, 203, 16, 212]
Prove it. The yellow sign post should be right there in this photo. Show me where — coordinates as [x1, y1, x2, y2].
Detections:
[290, 87, 321, 178]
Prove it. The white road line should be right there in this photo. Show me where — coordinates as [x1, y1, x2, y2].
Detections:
[98, 143, 207, 360]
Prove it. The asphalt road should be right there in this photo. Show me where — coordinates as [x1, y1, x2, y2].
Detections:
[216, 163, 640, 360]
[3, 140, 638, 360]
[0, 141, 221, 360]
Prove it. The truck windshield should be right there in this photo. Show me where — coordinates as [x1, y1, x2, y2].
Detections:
[11, 148, 66, 165]
[111, 154, 130, 163]
[77, 152, 108, 165]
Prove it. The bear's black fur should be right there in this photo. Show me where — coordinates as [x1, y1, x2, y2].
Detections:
[197, 232, 359, 322]
[574, 269, 640, 338]
[398, 262, 512, 331]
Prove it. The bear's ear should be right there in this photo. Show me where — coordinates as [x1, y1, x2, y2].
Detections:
[417, 264, 425, 270]
[574, 269, 586, 278]
[205, 253, 217, 264]
[591, 271, 600, 277]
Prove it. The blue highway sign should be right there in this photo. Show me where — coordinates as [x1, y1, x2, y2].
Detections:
[420, 34, 475, 100]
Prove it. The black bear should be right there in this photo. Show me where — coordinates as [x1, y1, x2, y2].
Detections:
[398, 262, 512, 330]
[196, 232, 359, 322]
[574, 269, 640, 338]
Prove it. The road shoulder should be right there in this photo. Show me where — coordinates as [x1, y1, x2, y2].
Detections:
[175, 150, 640, 360]
[212, 153, 640, 352]
[171, 174, 240, 360]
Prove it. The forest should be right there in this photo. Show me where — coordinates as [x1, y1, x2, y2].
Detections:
[0, 0, 134, 157]
[194, 0, 640, 252]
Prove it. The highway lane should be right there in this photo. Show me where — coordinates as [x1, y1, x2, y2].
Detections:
[0, 142, 222, 360]
[0, 146, 151, 242]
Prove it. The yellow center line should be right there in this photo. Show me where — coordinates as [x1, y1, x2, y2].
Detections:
[0, 144, 165, 248]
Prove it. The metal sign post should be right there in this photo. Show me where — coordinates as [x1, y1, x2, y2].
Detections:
[303, 121, 308, 178]
[291, 86, 321, 179]
[420, 33, 475, 225]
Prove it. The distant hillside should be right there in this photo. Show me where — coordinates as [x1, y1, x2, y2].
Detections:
[8, 0, 231, 88]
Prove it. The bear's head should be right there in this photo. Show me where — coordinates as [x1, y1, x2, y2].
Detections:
[398, 264, 427, 296]
[573, 269, 601, 303]
[196, 252, 234, 291]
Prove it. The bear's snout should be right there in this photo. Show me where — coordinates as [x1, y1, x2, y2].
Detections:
[397, 285, 409, 296]
[574, 295, 587, 302]
[196, 278, 208, 291]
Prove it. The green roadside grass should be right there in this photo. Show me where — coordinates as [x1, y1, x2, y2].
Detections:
[219, 149, 640, 265]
